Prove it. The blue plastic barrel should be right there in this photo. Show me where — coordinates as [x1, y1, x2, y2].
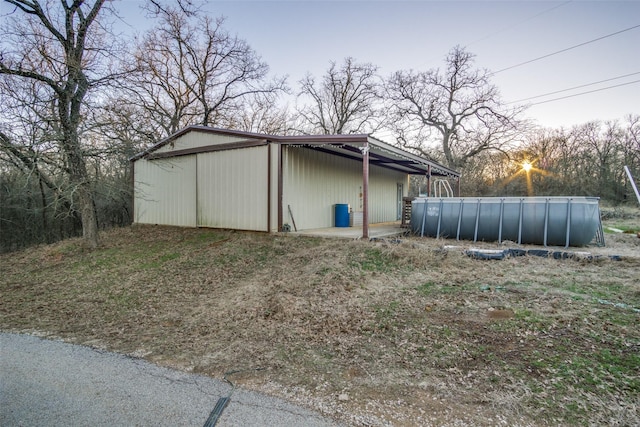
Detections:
[335, 204, 350, 227]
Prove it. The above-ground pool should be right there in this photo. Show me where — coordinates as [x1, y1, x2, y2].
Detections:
[411, 196, 602, 247]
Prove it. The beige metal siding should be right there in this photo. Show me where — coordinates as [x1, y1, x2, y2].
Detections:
[197, 146, 268, 231]
[133, 157, 197, 226]
[282, 147, 408, 230]
[369, 168, 410, 222]
[133, 135, 409, 232]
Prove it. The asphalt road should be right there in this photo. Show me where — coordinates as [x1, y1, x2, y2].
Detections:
[0, 333, 340, 427]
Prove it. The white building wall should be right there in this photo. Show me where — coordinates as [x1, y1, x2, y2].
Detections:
[133, 157, 197, 227]
[197, 146, 268, 231]
[282, 146, 408, 230]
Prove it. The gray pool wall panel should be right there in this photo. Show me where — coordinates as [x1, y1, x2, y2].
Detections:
[410, 197, 600, 247]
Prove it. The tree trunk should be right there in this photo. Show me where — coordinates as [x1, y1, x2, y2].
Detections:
[38, 177, 49, 243]
[77, 182, 99, 248]
[65, 129, 100, 248]
[442, 129, 456, 169]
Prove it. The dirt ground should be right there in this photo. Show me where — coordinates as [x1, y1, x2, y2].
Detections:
[1, 206, 638, 426]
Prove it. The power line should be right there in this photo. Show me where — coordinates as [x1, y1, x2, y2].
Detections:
[492, 24, 640, 75]
[417, 2, 574, 71]
[465, 1, 573, 48]
[508, 71, 640, 103]
[528, 79, 640, 106]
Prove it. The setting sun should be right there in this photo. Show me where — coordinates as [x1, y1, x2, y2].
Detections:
[522, 161, 533, 172]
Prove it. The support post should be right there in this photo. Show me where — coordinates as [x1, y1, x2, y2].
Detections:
[624, 166, 640, 205]
[277, 144, 283, 231]
[426, 165, 431, 197]
[517, 198, 524, 244]
[436, 199, 443, 238]
[267, 142, 271, 232]
[564, 198, 572, 248]
[361, 143, 370, 239]
[543, 198, 550, 247]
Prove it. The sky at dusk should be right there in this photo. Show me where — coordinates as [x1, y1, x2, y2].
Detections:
[193, 0, 639, 130]
[5, 0, 639, 131]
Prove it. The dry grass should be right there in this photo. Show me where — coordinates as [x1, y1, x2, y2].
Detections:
[2, 210, 639, 426]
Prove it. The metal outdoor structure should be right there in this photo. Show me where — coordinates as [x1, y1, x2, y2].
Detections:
[624, 166, 640, 205]
[130, 126, 460, 239]
[432, 179, 454, 198]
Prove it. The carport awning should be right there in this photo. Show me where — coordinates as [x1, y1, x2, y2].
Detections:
[271, 134, 460, 178]
[130, 126, 460, 179]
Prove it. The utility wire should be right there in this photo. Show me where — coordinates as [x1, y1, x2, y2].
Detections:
[508, 71, 640, 103]
[465, 1, 573, 48]
[417, 2, 573, 70]
[492, 24, 640, 75]
[527, 79, 640, 106]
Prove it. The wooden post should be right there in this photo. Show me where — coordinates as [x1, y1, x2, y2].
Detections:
[426, 165, 431, 197]
[361, 142, 370, 239]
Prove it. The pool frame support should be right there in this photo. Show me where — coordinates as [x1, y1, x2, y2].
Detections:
[517, 198, 524, 244]
[456, 199, 463, 240]
[473, 199, 481, 242]
[564, 198, 572, 248]
[498, 198, 505, 243]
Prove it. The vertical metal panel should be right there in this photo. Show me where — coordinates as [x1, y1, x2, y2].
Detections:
[197, 146, 268, 231]
[368, 166, 408, 223]
[282, 147, 408, 230]
[133, 157, 197, 226]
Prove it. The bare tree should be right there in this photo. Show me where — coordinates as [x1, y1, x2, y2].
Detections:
[296, 57, 382, 134]
[225, 93, 292, 134]
[125, 8, 286, 139]
[0, 0, 119, 248]
[623, 114, 640, 166]
[386, 46, 526, 169]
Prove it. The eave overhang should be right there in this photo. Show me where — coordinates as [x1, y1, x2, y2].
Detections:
[129, 125, 460, 178]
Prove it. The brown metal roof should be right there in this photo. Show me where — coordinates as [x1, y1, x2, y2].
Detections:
[130, 125, 460, 178]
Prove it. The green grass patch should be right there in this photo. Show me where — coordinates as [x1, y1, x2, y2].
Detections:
[558, 280, 625, 300]
[416, 281, 473, 296]
[356, 248, 396, 272]
[373, 300, 401, 330]
[141, 252, 181, 269]
[416, 281, 438, 296]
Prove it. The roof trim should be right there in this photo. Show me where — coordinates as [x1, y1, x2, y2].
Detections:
[129, 125, 460, 178]
[146, 139, 268, 160]
[272, 134, 369, 145]
[129, 125, 269, 161]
